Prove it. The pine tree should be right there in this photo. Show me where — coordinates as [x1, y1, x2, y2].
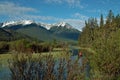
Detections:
[106, 10, 114, 24]
[100, 14, 104, 27]
[115, 14, 120, 28]
[94, 18, 98, 27]
[79, 10, 120, 79]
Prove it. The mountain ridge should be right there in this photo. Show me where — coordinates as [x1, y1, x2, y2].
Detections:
[1, 20, 79, 31]
[0, 20, 81, 42]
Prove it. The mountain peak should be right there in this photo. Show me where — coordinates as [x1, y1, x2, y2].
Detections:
[2, 20, 34, 27]
[39, 22, 53, 30]
[55, 22, 73, 29]
[57, 22, 66, 27]
[1, 20, 77, 31]
[20, 20, 34, 25]
[37, 22, 73, 30]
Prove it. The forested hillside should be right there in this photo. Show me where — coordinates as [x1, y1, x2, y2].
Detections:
[79, 10, 120, 79]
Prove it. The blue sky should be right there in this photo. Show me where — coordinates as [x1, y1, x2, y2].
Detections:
[0, 0, 120, 30]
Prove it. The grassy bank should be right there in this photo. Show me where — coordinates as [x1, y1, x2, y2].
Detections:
[0, 48, 65, 67]
[0, 53, 12, 66]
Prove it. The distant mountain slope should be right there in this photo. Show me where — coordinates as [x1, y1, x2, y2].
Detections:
[0, 28, 12, 41]
[49, 22, 80, 40]
[0, 28, 34, 41]
[16, 23, 54, 41]
[1, 20, 81, 42]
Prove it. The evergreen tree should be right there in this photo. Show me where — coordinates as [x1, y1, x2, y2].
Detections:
[106, 10, 114, 24]
[79, 10, 120, 79]
[94, 18, 98, 27]
[115, 14, 120, 28]
[100, 14, 104, 27]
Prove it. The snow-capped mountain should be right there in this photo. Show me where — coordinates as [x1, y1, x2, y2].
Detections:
[54, 22, 73, 29]
[0, 20, 80, 41]
[1, 20, 75, 30]
[57, 22, 66, 27]
[2, 20, 34, 27]
[37, 22, 73, 30]
[38, 23, 54, 30]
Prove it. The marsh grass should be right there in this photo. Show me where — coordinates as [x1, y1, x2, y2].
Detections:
[0, 46, 89, 80]
[0, 53, 12, 66]
[8, 48, 87, 80]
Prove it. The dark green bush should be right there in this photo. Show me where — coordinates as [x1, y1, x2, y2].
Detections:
[9, 39, 52, 53]
[0, 41, 9, 54]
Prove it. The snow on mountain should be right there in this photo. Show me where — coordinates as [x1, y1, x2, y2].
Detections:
[20, 20, 33, 25]
[39, 23, 53, 30]
[55, 22, 73, 29]
[1, 20, 75, 30]
[2, 21, 16, 27]
[38, 22, 73, 30]
[56, 22, 66, 27]
[2, 20, 34, 27]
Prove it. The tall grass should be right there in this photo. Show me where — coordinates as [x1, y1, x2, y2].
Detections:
[8, 51, 87, 80]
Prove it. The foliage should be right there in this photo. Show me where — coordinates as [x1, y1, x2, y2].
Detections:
[0, 41, 9, 54]
[0, 39, 54, 54]
[8, 51, 87, 80]
[79, 10, 120, 80]
[9, 39, 52, 53]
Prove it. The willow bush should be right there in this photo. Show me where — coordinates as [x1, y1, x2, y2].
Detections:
[8, 51, 88, 80]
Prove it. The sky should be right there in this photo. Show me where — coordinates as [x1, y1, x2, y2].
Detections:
[0, 0, 120, 31]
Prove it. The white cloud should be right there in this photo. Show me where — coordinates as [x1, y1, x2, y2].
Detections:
[45, 0, 83, 8]
[22, 15, 85, 31]
[23, 15, 85, 31]
[21, 15, 59, 21]
[0, 2, 59, 21]
[66, 0, 83, 8]
[8, 14, 85, 31]
[0, 2, 85, 31]
[73, 13, 88, 20]
[0, 2, 37, 16]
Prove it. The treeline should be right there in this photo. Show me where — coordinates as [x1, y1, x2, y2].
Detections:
[0, 39, 54, 54]
[79, 10, 120, 79]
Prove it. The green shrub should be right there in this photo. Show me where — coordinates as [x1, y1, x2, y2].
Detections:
[9, 40, 52, 53]
[0, 41, 9, 54]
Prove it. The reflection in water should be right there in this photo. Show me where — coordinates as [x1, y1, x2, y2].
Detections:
[0, 64, 10, 80]
[0, 49, 90, 80]
[71, 49, 91, 79]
